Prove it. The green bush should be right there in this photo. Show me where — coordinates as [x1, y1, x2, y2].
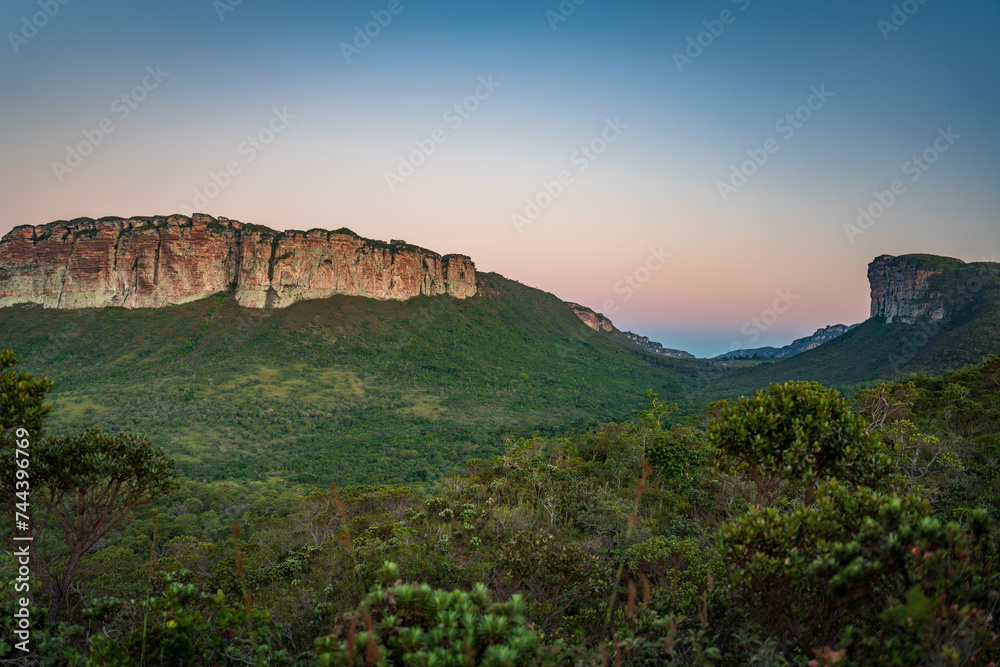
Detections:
[709, 381, 890, 507]
[718, 480, 999, 660]
[86, 578, 292, 665]
[314, 562, 560, 666]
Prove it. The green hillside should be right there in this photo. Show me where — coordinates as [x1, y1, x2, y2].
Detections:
[3, 259, 1000, 664]
[0, 272, 706, 484]
[2, 257, 998, 486]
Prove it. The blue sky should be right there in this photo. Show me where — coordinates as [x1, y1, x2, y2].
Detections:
[1, 0, 998, 357]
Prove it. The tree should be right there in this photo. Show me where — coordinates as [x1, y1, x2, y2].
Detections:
[495, 531, 608, 633]
[635, 391, 708, 489]
[645, 433, 705, 489]
[0, 348, 53, 445]
[294, 489, 342, 548]
[635, 390, 678, 433]
[708, 381, 890, 506]
[2, 352, 178, 622]
[882, 419, 964, 498]
[855, 381, 917, 435]
[30, 428, 179, 622]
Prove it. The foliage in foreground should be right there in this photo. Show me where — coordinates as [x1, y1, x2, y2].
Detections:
[314, 562, 555, 666]
[1, 352, 999, 664]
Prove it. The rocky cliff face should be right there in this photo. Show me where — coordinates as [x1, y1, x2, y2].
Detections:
[868, 254, 964, 323]
[566, 302, 615, 333]
[0, 215, 476, 309]
[565, 302, 694, 359]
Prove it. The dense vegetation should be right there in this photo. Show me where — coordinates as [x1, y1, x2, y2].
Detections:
[2, 257, 999, 663]
[2, 261, 998, 488]
[2, 347, 998, 664]
[0, 274, 707, 485]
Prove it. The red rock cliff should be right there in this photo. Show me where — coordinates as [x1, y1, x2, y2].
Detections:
[0, 214, 477, 309]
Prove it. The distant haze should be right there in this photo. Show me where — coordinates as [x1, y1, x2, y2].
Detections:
[2, 1, 997, 359]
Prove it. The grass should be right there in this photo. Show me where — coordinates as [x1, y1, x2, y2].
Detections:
[884, 253, 967, 272]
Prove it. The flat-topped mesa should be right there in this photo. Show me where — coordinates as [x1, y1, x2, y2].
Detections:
[0, 214, 477, 310]
[867, 253, 966, 323]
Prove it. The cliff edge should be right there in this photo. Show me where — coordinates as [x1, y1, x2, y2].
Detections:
[868, 254, 970, 323]
[0, 214, 476, 309]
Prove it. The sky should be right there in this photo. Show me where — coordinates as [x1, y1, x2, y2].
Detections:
[1, 0, 998, 358]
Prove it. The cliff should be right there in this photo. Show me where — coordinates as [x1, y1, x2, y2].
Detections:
[867, 254, 968, 323]
[565, 302, 694, 359]
[566, 302, 615, 333]
[0, 215, 477, 309]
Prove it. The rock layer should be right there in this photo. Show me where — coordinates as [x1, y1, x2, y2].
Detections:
[0, 215, 476, 309]
[566, 302, 614, 333]
[868, 254, 962, 323]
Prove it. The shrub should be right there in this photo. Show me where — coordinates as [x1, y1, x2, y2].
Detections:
[314, 562, 560, 666]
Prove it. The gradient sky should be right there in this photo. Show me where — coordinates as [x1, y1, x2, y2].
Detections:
[1, 0, 998, 357]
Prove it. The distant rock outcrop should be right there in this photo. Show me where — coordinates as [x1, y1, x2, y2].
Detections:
[867, 254, 974, 324]
[565, 302, 694, 359]
[868, 255, 963, 323]
[714, 324, 859, 360]
[0, 215, 476, 309]
[567, 303, 615, 333]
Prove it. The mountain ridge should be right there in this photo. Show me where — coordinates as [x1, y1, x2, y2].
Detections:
[1, 244, 998, 482]
[564, 301, 695, 359]
[714, 323, 860, 360]
[3, 216, 998, 398]
[0, 214, 476, 310]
